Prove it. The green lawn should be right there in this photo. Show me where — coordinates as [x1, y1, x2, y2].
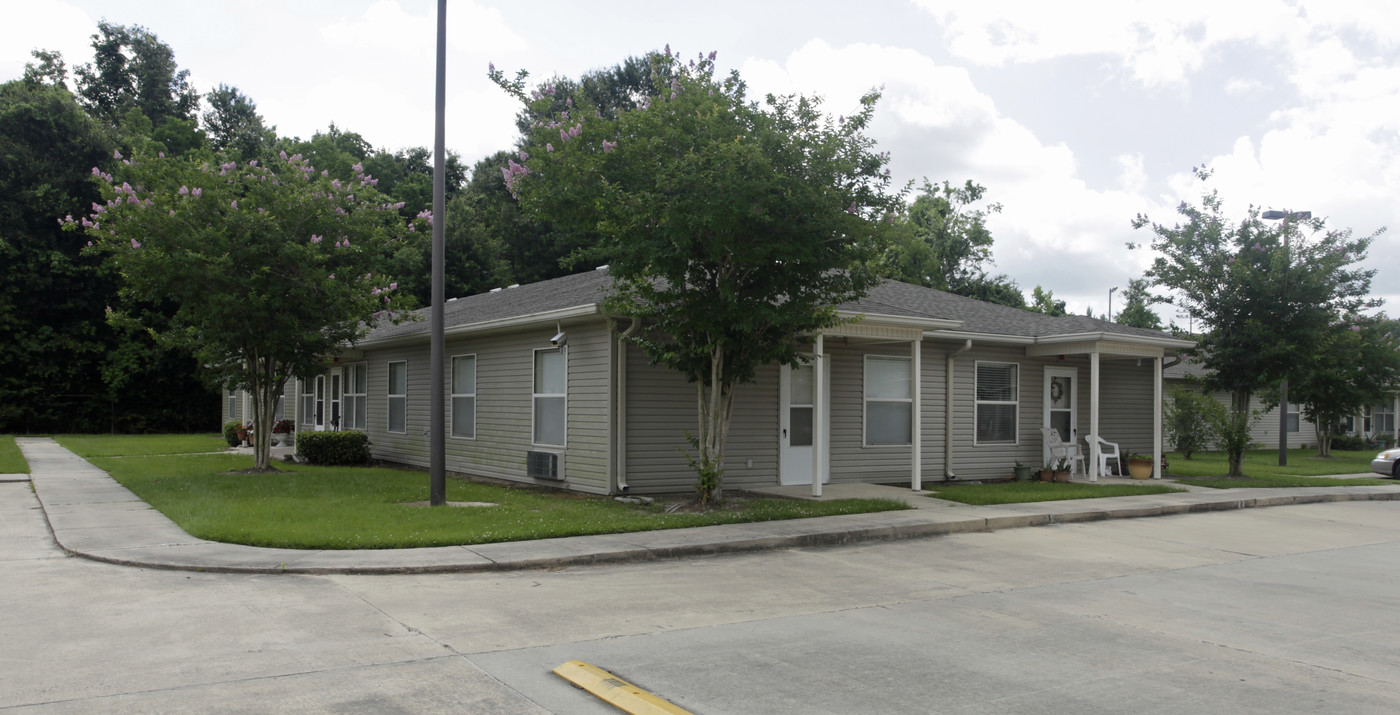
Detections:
[1166, 448, 1385, 479]
[926, 481, 1184, 506]
[1175, 474, 1394, 489]
[0, 436, 28, 474]
[90, 452, 909, 549]
[56, 433, 228, 458]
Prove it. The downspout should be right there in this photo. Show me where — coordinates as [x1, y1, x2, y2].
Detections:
[945, 340, 973, 479]
[615, 318, 641, 492]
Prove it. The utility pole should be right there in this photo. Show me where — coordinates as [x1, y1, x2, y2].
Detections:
[1262, 209, 1312, 467]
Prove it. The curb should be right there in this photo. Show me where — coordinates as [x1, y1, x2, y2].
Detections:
[39, 489, 1400, 576]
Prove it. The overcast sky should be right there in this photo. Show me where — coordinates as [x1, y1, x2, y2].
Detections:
[5, 0, 1398, 322]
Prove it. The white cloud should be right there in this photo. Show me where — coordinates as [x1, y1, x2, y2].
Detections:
[0, 0, 96, 85]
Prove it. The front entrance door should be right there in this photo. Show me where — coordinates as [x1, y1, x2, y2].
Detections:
[780, 362, 829, 485]
[329, 371, 342, 430]
[1043, 367, 1077, 465]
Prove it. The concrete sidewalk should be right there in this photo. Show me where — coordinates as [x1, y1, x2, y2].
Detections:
[17, 436, 1400, 575]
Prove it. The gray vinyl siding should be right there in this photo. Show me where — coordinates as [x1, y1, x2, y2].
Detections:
[1170, 385, 1318, 450]
[1097, 360, 1157, 456]
[361, 318, 613, 493]
[622, 344, 780, 494]
[827, 341, 943, 485]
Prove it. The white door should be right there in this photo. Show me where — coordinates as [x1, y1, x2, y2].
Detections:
[780, 363, 830, 485]
[1043, 367, 1077, 465]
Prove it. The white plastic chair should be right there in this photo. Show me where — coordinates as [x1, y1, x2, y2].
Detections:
[1041, 427, 1085, 476]
[1086, 435, 1122, 478]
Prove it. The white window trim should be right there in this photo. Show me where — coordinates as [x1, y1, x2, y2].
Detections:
[1286, 402, 1300, 433]
[450, 353, 477, 440]
[387, 360, 408, 435]
[863, 354, 913, 447]
[344, 363, 368, 431]
[974, 360, 1019, 446]
[532, 346, 567, 448]
[300, 379, 314, 427]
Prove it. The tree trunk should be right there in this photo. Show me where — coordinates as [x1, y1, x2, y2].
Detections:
[692, 343, 736, 504]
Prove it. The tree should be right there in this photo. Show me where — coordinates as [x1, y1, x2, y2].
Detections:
[202, 84, 275, 159]
[1132, 168, 1382, 475]
[1115, 278, 1162, 329]
[67, 149, 421, 469]
[878, 180, 1024, 307]
[75, 22, 199, 129]
[1289, 315, 1400, 456]
[22, 49, 69, 88]
[493, 49, 902, 502]
[1027, 285, 1067, 316]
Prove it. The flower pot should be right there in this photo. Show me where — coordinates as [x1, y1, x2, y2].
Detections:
[277, 432, 294, 447]
[1013, 466, 1035, 482]
[1039, 469, 1055, 482]
[1053, 470, 1071, 483]
[1127, 459, 1153, 479]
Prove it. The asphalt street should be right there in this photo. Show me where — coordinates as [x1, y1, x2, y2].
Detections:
[4, 479, 1400, 713]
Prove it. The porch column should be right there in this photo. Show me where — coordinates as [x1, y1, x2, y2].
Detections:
[1089, 351, 1100, 481]
[812, 334, 825, 497]
[1153, 356, 1163, 479]
[912, 338, 922, 491]
[1393, 393, 1399, 445]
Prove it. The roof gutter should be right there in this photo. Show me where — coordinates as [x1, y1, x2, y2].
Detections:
[353, 304, 602, 350]
[615, 317, 641, 493]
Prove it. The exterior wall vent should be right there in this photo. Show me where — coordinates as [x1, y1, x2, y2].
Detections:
[527, 450, 564, 480]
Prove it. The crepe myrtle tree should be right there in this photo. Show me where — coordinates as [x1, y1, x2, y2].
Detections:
[66, 147, 423, 470]
[492, 48, 904, 503]
[1131, 168, 1382, 475]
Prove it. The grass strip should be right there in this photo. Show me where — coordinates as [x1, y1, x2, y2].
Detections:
[927, 481, 1183, 506]
[56, 433, 229, 458]
[0, 436, 28, 474]
[1174, 474, 1392, 489]
[1165, 448, 1382, 478]
[91, 453, 908, 549]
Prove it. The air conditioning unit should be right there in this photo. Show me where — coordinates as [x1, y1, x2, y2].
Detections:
[527, 450, 564, 480]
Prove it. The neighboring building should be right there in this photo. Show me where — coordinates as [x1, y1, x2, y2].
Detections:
[1163, 360, 1400, 449]
[229, 269, 1193, 493]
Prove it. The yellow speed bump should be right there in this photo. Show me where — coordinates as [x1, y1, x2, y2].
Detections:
[552, 660, 694, 715]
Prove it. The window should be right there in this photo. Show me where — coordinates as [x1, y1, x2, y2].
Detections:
[387, 361, 407, 434]
[227, 389, 237, 420]
[1376, 404, 1396, 434]
[975, 362, 1018, 444]
[274, 395, 284, 423]
[865, 356, 911, 445]
[1286, 402, 1300, 433]
[300, 379, 314, 427]
[451, 355, 477, 438]
[533, 348, 566, 446]
[344, 364, 367, 430]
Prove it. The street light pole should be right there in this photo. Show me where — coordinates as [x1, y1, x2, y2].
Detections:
[1262, 209, 1311, 468]
[1108, 286, 1118, 322]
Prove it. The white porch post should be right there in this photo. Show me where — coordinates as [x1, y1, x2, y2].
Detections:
[1394, 393, 1399, 445]
[812, 334, 825, 497]
[1153, 356, 1163, 479]
[912, 338, 922, 491]
[1089, 351, 1100, 481]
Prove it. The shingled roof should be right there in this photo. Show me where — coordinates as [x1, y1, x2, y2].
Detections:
[356, 268, 1185, 346]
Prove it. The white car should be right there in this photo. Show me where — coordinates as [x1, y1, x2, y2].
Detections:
[1372, 449, 1399, 478]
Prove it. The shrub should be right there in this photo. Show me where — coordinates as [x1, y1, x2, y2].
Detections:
[1331, 434, 1367, 451]
[296, 430, 371, 465]
[223, 421, 244, 447]
[1165, 389, 1223, 459]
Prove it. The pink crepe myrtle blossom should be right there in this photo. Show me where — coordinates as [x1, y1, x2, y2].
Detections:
[178, 185, 189, 195]
[311, 235, 323, 243]
[546, 143, 554, 152]
[158, 152, 164, 158]
[389, 282, 397, 290]
[231, 200, 238, 210]
[192, 188, 202, 197]
[131, 239, 141, 248]
[113, 149, 122, 160]
[329, 274, 335, 279]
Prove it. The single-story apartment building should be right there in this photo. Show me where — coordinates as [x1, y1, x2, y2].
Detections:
[1164, 360, 1400, 449]
[225, 268, 1194, 494]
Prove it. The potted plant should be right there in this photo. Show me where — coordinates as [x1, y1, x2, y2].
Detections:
[1012, 460, 1035, 482]
[1126, 453, 1154, 479]
[273, 419, 295, 447]
[1040, 460, 1057, 482]
[1053, 458, 1072, 483]
[236, 423, 251, 447]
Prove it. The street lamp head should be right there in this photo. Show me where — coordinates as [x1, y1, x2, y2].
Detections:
[1262, 209, 1311, 221]
[1261, 210, 1286, 220]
